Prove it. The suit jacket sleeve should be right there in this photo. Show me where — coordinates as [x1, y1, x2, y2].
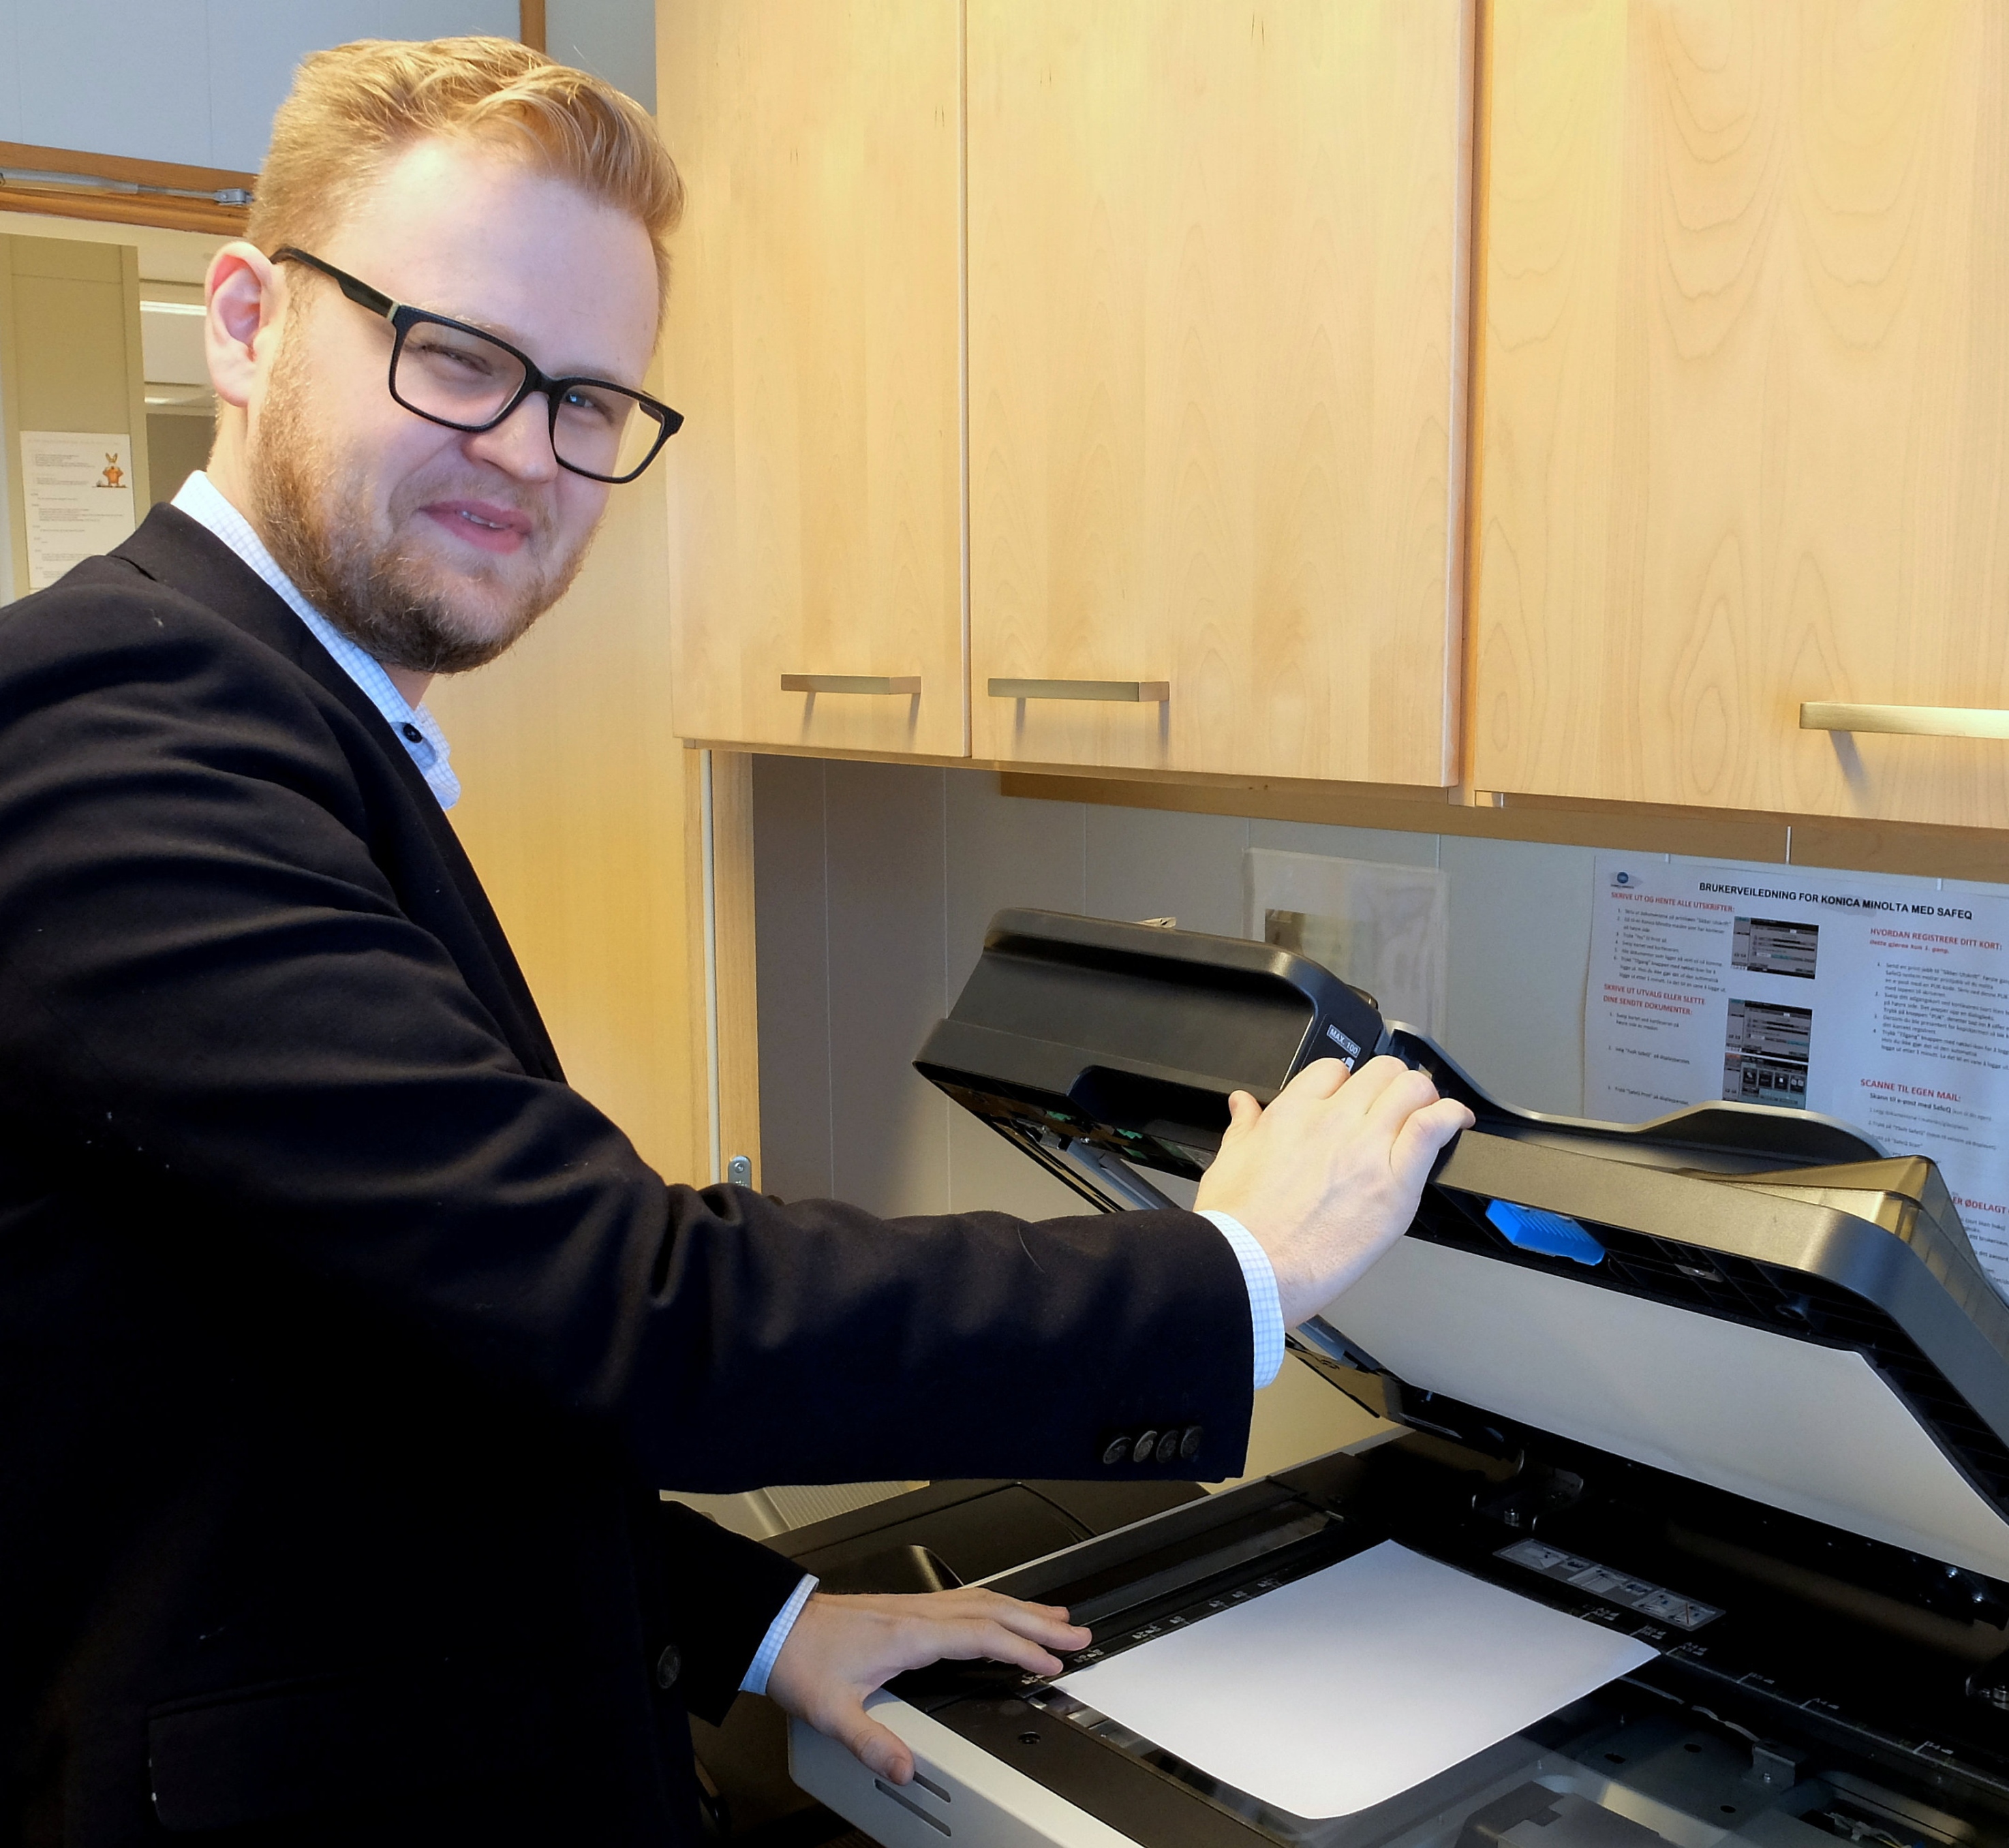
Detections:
[652, 1502, 808, 1723]
[0, 577, 1254, 1498]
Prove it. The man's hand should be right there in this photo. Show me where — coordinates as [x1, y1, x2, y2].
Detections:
[764, 1588, 1089, 1783]
[1195, 1055, 1474, 1326]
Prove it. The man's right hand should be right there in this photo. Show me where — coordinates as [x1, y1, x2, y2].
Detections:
[766, 1588, 1088, 1784]
[1194, 1056, 1473, 1327]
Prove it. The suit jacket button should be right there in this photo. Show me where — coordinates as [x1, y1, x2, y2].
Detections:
[1180, 1424, 1203, 1460]
[1131, 1430, 1160, 1464]
[1101, 1434, 1131, 1467]
[655, 1644, 682, 1691]
[1155, 1430, 1180, 1465]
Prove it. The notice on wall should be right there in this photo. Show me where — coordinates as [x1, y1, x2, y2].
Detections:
[1586, 853, 2009, 1296]
[20, 431, 137, 590]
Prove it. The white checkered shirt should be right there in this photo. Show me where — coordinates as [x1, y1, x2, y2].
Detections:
[170, 472, 460, 810]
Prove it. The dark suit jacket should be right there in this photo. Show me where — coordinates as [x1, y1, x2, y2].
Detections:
[0, 507, 1254, 1845]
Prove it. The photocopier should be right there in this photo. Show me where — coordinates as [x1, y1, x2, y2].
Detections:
[787, 910, 2009, 1848]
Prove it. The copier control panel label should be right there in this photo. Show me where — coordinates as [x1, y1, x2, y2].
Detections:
[1497, 1539, 1722, 1631]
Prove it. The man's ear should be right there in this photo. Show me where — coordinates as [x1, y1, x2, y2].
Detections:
[205, 243, 283, 410]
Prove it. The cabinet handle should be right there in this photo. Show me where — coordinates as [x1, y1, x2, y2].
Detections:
[780, 675, 921, 695]
[987, 678, 1170, 703]
[1800, 701, 2009, 741]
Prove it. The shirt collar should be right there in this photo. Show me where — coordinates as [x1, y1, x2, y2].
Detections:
[169, 472, 460, 810]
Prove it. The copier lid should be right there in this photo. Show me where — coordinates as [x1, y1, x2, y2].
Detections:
[920, 910, 2009, 1586]
[915, 908, 1386, 1180]
[1325, 1039, 2009, 1584]
[1327, 1233, 2009, 1580]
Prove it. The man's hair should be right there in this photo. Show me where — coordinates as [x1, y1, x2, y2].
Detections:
[247, 36, 683, 301]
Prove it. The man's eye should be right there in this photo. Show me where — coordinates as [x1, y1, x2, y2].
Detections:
[413, 336, 494, 375]
[561, 386, 622, 425]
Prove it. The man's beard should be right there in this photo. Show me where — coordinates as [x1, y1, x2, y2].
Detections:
[245, 341, 589, 676]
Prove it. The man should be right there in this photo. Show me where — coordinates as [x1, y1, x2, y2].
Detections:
[0, 38, 1470, 1845]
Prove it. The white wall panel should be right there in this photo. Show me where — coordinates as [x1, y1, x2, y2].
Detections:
[941, 769, 1088, 1220]
[205, 0, 517, 174]
[752, 765, 1619, 1221]
[748, 762, 1608, 1489]
[138, 298, 206, 384]
[822, 760, 951, 1217]
[1084, 805, 1249, 940]
[0, 0, 26, 144]
[18, 2, 211, 168]
[1440, 835, 1595, 1117]
[546, 0, 653, 113]
[751, 753, 835, 1204]
[9, 1, 517, 174]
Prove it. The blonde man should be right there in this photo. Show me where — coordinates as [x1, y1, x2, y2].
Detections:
[0, 39, 1466, 1844]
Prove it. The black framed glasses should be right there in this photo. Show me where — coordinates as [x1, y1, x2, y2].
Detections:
[271, 247, 681, 484]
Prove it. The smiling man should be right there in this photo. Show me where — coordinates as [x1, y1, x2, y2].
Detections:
[207, 131, 662, 695]
[0, 38, 1469, 1847]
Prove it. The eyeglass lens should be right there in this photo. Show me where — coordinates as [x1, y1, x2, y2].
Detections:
[395, 318, 666, 480]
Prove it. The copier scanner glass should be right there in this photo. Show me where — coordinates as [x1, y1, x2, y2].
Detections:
[1052, 1539, 1657, 1819]
[791, 912, 2009, 1848]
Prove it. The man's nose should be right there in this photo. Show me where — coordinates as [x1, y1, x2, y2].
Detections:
[464, 392, 560, 481]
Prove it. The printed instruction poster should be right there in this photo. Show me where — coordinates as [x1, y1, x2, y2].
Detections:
[20, 431, 137, 590]
[1586, 852, 2009, 1295]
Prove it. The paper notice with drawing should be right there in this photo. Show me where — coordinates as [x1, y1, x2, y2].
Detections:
[20, 431, 138, 590]
[1585, 852, 2009, 1295]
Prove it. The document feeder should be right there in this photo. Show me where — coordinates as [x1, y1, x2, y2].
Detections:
[791, 911, 2009, 1848]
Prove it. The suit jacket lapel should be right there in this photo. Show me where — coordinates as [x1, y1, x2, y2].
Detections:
[110, 505, 564, 1083]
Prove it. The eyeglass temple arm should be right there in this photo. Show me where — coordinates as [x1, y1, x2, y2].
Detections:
[269, 247, 396, 320]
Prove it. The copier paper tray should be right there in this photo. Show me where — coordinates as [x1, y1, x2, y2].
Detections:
[790, 912, 2009, 1848]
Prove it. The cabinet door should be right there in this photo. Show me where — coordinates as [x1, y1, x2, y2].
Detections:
[966, 1, 1473, 780]
[660, 1, 965, 756]
[1473, 1, 2009, 827]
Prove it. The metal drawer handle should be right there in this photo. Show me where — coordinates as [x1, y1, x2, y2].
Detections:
[780, 675, 921, 696]
[1800, 702, 2009, 741]
[988, 677, 1169, 703]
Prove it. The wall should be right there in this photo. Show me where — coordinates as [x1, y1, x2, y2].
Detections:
[0, 234, 149, 599]
[750, 758, 1634, 1482]
[756, 758, 2009, 1211]
[138, 273, 216, 476]
[749, 761, 2009, 1483]
[146, 410, 211, 506]
[547, 0, 655, 111]
[0, 212, 229, 603]
[0, 1, 515, 175]
[752, 758, 1599, 1220]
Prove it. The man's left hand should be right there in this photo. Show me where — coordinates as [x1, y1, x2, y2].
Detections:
[764, 1588, 1090, 1783]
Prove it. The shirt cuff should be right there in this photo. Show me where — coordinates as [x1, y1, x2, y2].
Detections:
[1198, 1209, 1286, 1390]
[738, 1571, 819, 1697]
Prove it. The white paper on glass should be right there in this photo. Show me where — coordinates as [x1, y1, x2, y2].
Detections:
[20, 431, 138, 589]
[1583, 852, 2009, 1295]
[1246, 849, 1448, 1038]
[1054, 1541, 1655, 1821]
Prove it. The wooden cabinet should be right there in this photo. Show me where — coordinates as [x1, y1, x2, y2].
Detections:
[659, 0, 966, 758]
[965, 0, 1474, 781]
[431, 408, 713, 1188]
[1471, 0, 2009, 829]
[661, 0, 1475, 782]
